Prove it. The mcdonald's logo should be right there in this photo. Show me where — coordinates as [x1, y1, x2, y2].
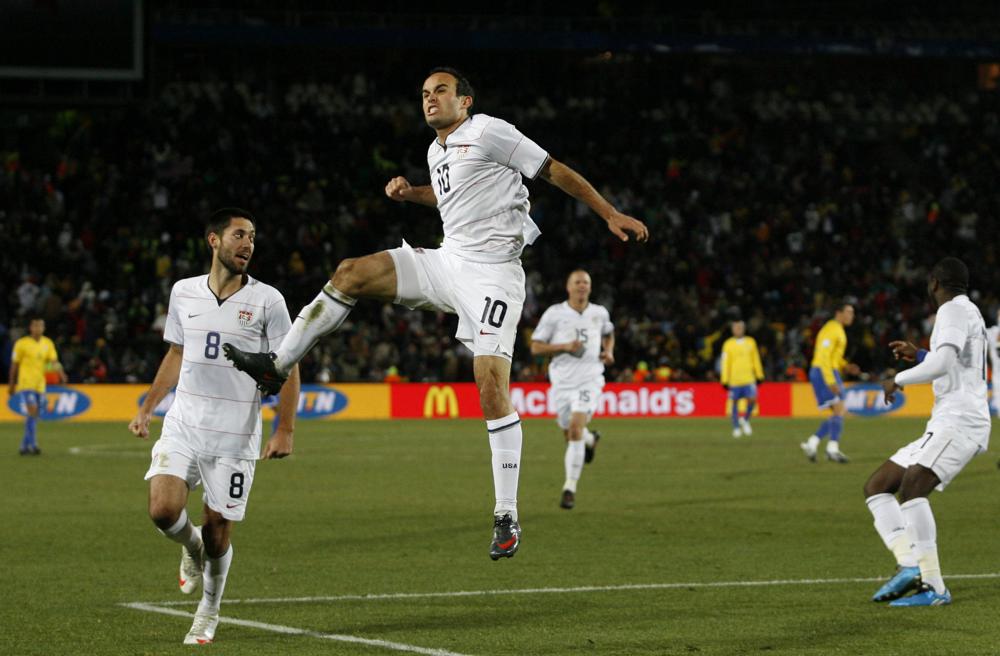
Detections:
[423, 385, 459, 418]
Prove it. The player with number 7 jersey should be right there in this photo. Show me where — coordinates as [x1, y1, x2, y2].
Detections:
[221, 67, 649, 561]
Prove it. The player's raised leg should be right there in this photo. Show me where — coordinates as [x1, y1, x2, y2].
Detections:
[583, 426, 600, 463]
[147, 474, 206, 595]
[223, 252, 397, 394]
[477, 355, 523, 560]
[864, 461, 920, 601]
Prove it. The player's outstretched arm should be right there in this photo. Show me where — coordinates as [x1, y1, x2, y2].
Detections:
[385, 176, 438, 207]
[263, 365, 300, 459]
[538, 158, 649, 242]
[128, 344, 183, 439]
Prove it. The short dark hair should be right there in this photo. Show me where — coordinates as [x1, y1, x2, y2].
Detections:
[206, 207, 256, 240]
[931, 256, 969, 294]
[27, 315, 44, 326]
[428, 66, 475, 99]
[833, 300, 854, 313]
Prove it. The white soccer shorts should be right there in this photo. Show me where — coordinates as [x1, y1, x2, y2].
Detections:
[889, 421, 985, 490]
[388, 242, 525, 360]
[554, 382, 603, 430]
[144, 436, 257, 521]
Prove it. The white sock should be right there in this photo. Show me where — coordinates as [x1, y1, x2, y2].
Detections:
[273, 283, 355, 373]
[582, 427, 596, 448]
[826, 440, 841, 454]
[805, 435, 821, 450]
[564, 440, 585, 491]
[900, 498, 946, 594]
[866, 493, 917, 567]
[160, 509, 203, 556]
[198, 545, 233, 615]
[487, 412, 521, 520]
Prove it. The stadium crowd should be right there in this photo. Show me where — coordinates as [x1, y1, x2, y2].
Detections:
[3, 56, 999, 385]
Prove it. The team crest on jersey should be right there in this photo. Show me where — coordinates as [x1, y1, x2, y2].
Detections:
[237, 309, 254, 326]
[458, 144, 470, 156]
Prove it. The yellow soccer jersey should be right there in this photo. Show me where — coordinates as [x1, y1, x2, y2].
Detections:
[810, 319, 847, 385]
[12, 336, 58, 393]
[720, 336, 764, 387]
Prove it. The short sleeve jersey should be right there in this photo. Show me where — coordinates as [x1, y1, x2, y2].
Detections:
[928, 295, 991, 441]
[12, 335, 58, 393]
[811, 320, 847, 385]
[162, 275, 292, 459]
[533, 302, 613, 388]
[427, 114, 549, 264]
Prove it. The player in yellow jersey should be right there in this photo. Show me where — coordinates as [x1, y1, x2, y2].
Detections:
[801, 302, 860, 463]
[8, 317, 66, 455]
[720, 320, 764, 438]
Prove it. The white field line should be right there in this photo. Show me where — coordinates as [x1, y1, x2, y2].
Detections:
[68, 444, 147, 458]
[135, 572, 1000, 608]
[122, 602, 471, 656]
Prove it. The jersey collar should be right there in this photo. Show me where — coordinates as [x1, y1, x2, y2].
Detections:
[435, 116, 473, 150]
[206, 273, 250, 306]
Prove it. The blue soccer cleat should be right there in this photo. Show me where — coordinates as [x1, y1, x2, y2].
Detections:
[888, 585, 951, 607]
[872, 566, 921, 602]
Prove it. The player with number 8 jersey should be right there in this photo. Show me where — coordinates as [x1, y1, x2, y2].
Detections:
[129, 209, 300, 645]
[161, 273, 289, 460]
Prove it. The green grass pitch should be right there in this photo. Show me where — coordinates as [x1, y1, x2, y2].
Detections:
[3, 417, 1000, 655]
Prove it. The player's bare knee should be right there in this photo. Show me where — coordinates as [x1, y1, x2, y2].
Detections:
[331, 258, 363, 296]
[862, 478, 883, 498]
[148, 502, 182, 529]
[478, 382, 512, 419]
[568, 425, 584, 442]
[201, 514, 231, 557]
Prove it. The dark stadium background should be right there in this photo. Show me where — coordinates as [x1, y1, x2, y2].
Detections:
[3, 1, 1000, 388]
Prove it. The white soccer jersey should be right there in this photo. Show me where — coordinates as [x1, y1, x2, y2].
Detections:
[533, 301, 613, 388]
[427, 113, 549, 264]
[162, 275, 292, 459]
[927, 295, 991, 442]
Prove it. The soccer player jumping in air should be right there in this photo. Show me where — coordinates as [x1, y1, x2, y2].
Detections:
[223, 67, 648, 560]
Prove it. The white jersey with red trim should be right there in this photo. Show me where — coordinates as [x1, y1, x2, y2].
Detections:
[427, 113, 549, 264]
[162, 275, 291, 459]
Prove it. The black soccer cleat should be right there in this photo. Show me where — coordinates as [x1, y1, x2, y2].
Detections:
[489, 513, 521, 561]
[222, 344, 287, 395]
[584, 430, 601, 464]
[560, 489, 575, 510]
